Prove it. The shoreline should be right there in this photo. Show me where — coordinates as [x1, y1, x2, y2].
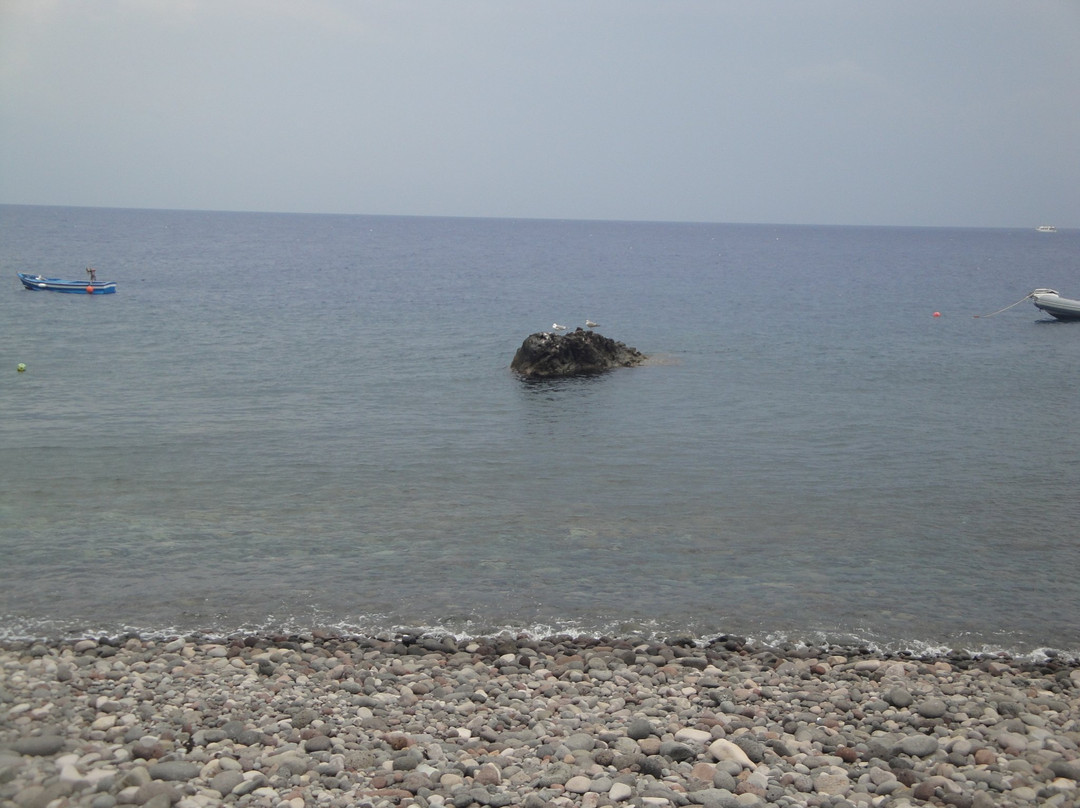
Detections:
[4, 624, 1075, 667]
[2, 632, 1079, 808]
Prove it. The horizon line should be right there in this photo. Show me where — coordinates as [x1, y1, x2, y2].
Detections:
[0, 201, 1069, 232]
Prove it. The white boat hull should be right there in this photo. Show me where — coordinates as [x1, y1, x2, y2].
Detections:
[1031, 290, 1080, 321]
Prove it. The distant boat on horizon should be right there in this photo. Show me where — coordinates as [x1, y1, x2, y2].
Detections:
[1036, 225, 1058, 233]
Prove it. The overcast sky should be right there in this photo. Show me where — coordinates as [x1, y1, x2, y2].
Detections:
[1, 1, 1077, 228]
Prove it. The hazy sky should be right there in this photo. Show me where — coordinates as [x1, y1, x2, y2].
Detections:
[1, 1, 1077, 227]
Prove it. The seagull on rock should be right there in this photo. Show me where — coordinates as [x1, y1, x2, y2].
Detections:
[552, 323, 567, 331]
[585, 320, 599, 328]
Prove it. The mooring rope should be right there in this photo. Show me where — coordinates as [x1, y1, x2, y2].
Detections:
[973, 291, 1041, 318]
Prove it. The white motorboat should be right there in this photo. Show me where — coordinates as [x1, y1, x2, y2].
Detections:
[1030, 289, 1080, 321]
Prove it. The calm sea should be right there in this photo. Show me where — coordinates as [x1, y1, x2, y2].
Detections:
[1, 205, 1078, 657]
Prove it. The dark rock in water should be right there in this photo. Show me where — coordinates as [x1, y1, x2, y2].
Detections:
[510, 328, 647, 378]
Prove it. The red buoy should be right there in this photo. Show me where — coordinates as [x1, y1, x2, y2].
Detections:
[86, 286, 95, 294]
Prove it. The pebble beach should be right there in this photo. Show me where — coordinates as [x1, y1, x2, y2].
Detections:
[2, 633, 1079, 808]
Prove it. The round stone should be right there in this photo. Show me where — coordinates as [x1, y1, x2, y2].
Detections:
[885, 688, 914, 708]
[13, 737, 64, 756]
[899, 735, 939, 757]
[917, 699, 948, 718]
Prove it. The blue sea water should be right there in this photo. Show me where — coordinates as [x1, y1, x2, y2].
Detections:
[2, 205, 1078, 657]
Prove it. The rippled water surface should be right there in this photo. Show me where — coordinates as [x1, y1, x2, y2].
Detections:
[2, 206, 1078, 655]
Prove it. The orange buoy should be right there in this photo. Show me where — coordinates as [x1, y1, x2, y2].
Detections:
[86, 286, 95, 294]
[932, 311, 941, 317]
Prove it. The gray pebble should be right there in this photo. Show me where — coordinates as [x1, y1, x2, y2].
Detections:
[638, 755, 666, 778]
[2, 635, 1077, 808]
[210, 770, 245, 795]
[659, 741, 695, 761]
[565, 732, 596, 751]
[899, 735, 939, 757]
[147, 761, 200, 781]
[688, 787, 741, 807]
[1050, 760, 1080, 781]
[234, 729, 262, 745]
[917, 698, 948, 718]
[291, 707, 319, 728]
[885, 687, 914, 708]
[12, 736, 64, 756]
[303, 734, 333, 752]
[712, 769, 738, 791]
[392, 751, 421, 770]
[731, 735, 765, 763]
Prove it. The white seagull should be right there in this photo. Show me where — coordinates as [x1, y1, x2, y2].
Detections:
[552, 323, 567, 331]
[585, 320, 599, 328]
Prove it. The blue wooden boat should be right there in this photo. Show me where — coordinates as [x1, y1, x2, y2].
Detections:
[17, 273, 117, 294]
